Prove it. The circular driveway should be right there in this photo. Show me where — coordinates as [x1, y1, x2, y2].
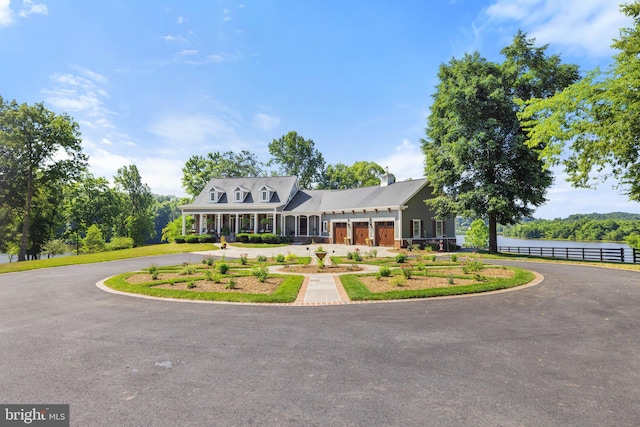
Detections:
[1, 255, 639, 426]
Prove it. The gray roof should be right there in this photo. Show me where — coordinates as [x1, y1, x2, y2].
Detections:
[284, 178, 429, 213]
[181, 176, 299, 210]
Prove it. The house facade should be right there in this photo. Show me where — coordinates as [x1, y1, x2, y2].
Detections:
[179, 173, 456, 249]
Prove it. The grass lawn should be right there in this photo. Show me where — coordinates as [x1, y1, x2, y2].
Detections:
[0, 243, 219, 274]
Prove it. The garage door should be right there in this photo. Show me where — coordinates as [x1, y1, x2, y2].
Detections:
[333, 222, 347, 244]
[375, 221, 395, 246]
[353, 222, 369, 245]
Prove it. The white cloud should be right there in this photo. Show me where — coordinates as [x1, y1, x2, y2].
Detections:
[375, 139, 425, 181]
[179, 49, 198, 56]
[43, 70, 112, 127]
[253, 113, 280, 131]
[483, 0, 632, 57]
[101, 138, 113, 145]
[177, 16, 185, 24]
[18, 0, 47, 19]
[0, 0, 14, 27]
[147, 114, 240, 148]
[137, 157, 186, 196]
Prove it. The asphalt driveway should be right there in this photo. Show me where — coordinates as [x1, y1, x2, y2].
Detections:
[0, 255, 639, 426]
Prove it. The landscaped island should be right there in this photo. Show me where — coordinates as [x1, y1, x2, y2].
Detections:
[103, 251, 535, 303]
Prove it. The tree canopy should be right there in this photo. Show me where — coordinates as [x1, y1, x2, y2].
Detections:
[268, 131, 325, 190]
[182, 150, 264, 197]
[114, 164, 156, 247]
[0, 97, 87, 260]
[421, 32, 579, 252]
[318, 161, 385, 189]
[520, 2, 640, 201]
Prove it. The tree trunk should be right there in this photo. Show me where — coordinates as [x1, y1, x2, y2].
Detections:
[18, 167, 34, 262]
[488, 212, 498, 254]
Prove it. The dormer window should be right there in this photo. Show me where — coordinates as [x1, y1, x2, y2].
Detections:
[233, 186, 249, 203]
[209, 187, 224, 203]
[259, 185, 275, 202]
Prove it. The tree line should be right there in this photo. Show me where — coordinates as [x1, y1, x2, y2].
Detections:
[501, 213, 640, 242]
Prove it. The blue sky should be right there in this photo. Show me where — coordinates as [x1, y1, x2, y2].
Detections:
[0, 0, 636, 219]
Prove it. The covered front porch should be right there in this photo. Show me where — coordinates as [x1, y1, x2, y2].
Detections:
[183, 211, 280, 236]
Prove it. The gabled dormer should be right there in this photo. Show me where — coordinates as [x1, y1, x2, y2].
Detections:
[259, 185, 276, 203]
[233, 186, 250, 203]
[209, 186, 225, 203]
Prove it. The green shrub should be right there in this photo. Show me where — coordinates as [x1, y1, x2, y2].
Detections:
[450, 254, 458, 262]
[395, 253, 407, 263]
[202, 255, 215, 266]
[239, 253, 248, 265]
[429, 254, 437, 262]
[285, 252, 298, 262]
[174, 236, 187, 244]
[391, 276, 406, 287]
[198, 234, 214, 243]
[462, 258, 484, 273]
[180, 265, 197, 275]
[205, 269, 214, 281]
[401, 266, 412, 279]
[42, 238, 67, 257]
[225, 278, 236, 289]
[184, 234, 200, 244]
[151, 271, 159, 280]
[237, 233, 250, 243]
[257, 255, 267, 262]
[379, 266, 392, 277]
[83, 225, 106, 253]
[148, 264, 158, 274]
[247, 234, 262, 244]
[261, 233, 280, 244]
[187, 280, 196, 289]
[218, 263, 230, 274]
[106, 236, 134, 251]
[252, 265, 269, 283]
[275, 254, 285, 263]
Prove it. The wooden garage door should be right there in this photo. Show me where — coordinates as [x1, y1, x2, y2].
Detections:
[333, 222, 347, 244]
[353, 222, 369, 245]
[375, 221, 395, 246]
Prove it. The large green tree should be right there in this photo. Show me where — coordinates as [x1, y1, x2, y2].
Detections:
[268, 131, 325, 189]
[182, 150, 264, 197]
[422, 32, 579, 252]
[319, 161, 385, 189]
[0, 97, 87, 261]
[520, 3, 640, 200]
[113, 165, 155, 247]
[64, 171, 123, 242]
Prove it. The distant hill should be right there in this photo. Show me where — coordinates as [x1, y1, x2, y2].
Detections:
[456, 212, 640, 241]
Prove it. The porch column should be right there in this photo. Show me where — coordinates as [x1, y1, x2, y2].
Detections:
[272, 211, 277, 234]
[254, 213, 258, 233]
[295, 215, 299, 236]
[182, 214, 186, 235]
[235, 213, 239, 234]
[216, 214, 221, 234]
[398, 210, 403, 244]
[199, 214, 205, 234]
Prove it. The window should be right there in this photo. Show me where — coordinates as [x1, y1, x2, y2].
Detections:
[209, 187, 224, 203]
[412, 219, 421, 239]
[260, 190, 269, 202]
[234, 191, 242, 202]
[322, 221, 328, 233]
[435, 220, 444, 237]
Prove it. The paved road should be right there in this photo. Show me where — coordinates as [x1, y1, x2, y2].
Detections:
[1, 254, 639, 426]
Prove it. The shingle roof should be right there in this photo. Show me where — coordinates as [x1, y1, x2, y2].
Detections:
[181, 176, 298, 210]
[284, 178, 429, 212]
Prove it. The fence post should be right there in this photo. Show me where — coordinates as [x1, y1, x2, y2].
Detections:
[621, 248, 624, 263]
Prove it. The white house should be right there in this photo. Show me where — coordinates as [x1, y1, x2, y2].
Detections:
[179, 173, 455, 248]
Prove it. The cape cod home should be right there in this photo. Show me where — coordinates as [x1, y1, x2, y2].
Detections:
[179, 172, 456, 249]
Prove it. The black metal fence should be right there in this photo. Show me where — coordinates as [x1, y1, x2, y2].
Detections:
[497, 246, 640, 264]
